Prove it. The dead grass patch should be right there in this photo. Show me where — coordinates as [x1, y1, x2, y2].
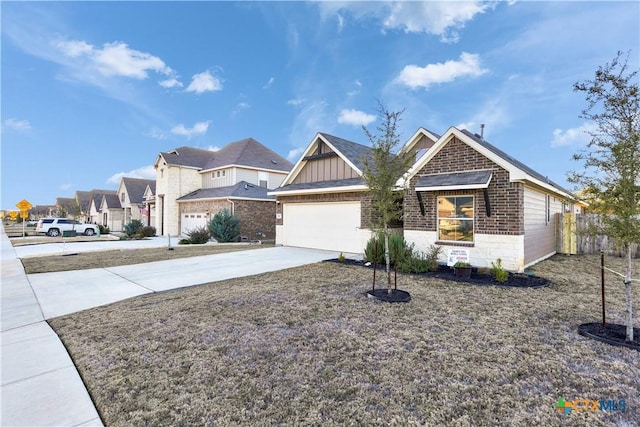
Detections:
[21, 244, 268, 274]
[49, 254, 640, 426]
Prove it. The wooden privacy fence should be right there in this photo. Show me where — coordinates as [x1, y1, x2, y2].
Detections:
[557, 213, 640, 258]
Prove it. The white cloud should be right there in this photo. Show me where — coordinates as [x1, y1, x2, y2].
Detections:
[263, 77, 275, 89]
[159, 78, 183, 88]
[551, 122, 597, 148]
[107, 165, 156, 185]
[395, 52, 488, 89]
[337, 109, 376, 126]
[287, 147, 305, 162]
[287, 98, 304, 106]
[232, 102, 251, 117]
[171, 121, 211, 139]
[146, 128, 167, 140]
[54, 39, 176, 80]
[186, 70, 223, 93]
[3, 118, 32, 131]
[317, 1, 493, 42]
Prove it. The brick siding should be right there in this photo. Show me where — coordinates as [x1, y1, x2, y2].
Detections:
[404, 137, 525, 236]
[179, 199, 277, 240]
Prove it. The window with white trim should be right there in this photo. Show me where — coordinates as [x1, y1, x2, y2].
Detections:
[437, 196, 474, 242]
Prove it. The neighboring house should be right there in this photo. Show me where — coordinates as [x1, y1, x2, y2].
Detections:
[268, 132, 382, 253]
[154, 138, 292, 238]
[272, 127, 584, 271]
[116, 178, 156, 227]
[142, 183, 156, 227]
[99, 193, 124, 232]
[88, 190, 117, 225]
[74, 190, 93, 222]
[55, 197, 78, 218]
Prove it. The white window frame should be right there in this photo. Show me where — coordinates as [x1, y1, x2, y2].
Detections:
[437, 195, 474, 243]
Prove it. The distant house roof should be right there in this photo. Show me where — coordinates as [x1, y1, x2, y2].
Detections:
[122, 178, 155, 204]
[75, 191, 93, 213]
[176, 181, 275, 202]
[159, 146, 216, 169]
[90, 190, 116, 208]
[201, 138, 292, 172]
[157, 139, 292, 173]
[101, 193, 122, 209]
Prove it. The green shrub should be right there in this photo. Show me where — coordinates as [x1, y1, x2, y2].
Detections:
[364, 233, 412, 266]
[179, 238, 192, 245]
[364, 234, 385, 265]
[338, 252, 345, 262]
[185, 226, 210, 244]
[491, 258, 509, 283]
[208, 209, 240, 243]
[140, 226, 156, 237]
[98, 224, 110, 234]
[123, 219, 144, 237]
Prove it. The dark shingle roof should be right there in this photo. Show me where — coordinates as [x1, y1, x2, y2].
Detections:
[102, 193, 122, 209]
[202, 138, 292, 172]
[91, 190, 116, 208]
[271, 177, 366, 193]
[416, 170, 493, 189]
[159, 146, 216, 168]
[177, 181, 275, 201]
[459, 129, 574, 195]
[75, 191, 93, 212]
[122, 178, 155, 203]
[319, 133, 373, 172]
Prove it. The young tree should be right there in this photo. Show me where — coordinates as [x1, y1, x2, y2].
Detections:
[361, 102, 414, 293]
[570, 51, 639, 342]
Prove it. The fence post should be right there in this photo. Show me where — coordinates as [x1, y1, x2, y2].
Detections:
[601, 251, 606, 327]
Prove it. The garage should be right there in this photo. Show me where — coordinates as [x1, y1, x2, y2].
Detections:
[283, 202, 362, 253]
[181, 213, 208, 236]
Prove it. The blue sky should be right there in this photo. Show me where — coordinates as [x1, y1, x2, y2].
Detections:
[1, 1, 638, 210]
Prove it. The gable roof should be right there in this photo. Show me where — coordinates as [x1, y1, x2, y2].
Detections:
[89, 190, 117, 211]
[319, 133, 373, 173]
[403, 126, 577, 200]
[101, 193, 122, 209]
[271, 133, 372, 195]
[121, 178, 155, 204]
[75, 191, 93, 213]
[176, 181, 275, 202]
[158, 146, 216, 169]
[201, 138, 292, 173]
[400, 127, 441, 155]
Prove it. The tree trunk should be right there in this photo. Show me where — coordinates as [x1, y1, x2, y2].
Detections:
[384, 226, 391, 295]
[625, 244, 634, 342]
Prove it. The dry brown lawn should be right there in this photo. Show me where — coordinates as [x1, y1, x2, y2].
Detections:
[21, 243, 268, 274]
[49, 254, 640, 427]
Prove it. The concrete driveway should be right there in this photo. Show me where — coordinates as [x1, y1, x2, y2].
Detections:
[28, 246, 343, 319]
[2, 228, 351, 426]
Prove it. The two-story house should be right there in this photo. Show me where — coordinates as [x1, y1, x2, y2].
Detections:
[154, 137, 292, 239]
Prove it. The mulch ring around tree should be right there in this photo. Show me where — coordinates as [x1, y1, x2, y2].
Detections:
[578, 322, 640, 351]
[366, 288, 411, 303]
[324, 259, 548, 288]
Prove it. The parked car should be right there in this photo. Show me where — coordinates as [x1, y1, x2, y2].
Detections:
[35, 218, 99, 237]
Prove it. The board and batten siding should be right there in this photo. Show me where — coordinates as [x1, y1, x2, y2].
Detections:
[523, 186, 563, 266]
[292, 155, 359, 184]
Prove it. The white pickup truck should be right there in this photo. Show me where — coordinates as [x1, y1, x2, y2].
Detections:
[35, 218, 99, 237]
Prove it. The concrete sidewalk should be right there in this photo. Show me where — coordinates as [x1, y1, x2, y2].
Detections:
[2, 227, 346, 426]
[1, 227, 103, 427]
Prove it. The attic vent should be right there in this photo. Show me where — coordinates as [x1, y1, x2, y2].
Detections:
[271, 160, 278, 164]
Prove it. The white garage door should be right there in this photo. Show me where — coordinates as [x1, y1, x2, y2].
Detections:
[283, 202, 361, 253]
[181, 213, 208, 236]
